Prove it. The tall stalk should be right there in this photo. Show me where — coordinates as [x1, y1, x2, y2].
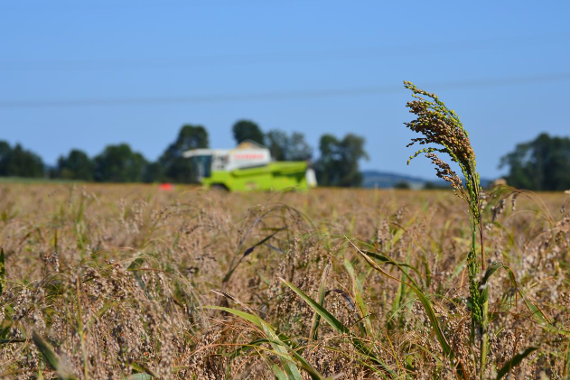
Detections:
[403, 82, 488, 376]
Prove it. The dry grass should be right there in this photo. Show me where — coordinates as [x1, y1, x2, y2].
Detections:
[0, 184, 569, 379]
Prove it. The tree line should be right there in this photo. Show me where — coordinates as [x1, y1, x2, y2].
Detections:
[2, 126, 569, 190]
[0, 120, 369, 187]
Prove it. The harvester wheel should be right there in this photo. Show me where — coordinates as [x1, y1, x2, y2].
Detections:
[210, 183, 229, 192]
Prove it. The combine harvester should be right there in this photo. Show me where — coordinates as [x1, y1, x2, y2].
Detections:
[183, 140, 317, 191]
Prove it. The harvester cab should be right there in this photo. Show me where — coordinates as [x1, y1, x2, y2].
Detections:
[182, 141, 317, 191]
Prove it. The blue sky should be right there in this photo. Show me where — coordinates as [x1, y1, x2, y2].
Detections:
[1, 1, 569, 179]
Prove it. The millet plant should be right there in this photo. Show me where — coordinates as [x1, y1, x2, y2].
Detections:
[402, 81, 493, 376]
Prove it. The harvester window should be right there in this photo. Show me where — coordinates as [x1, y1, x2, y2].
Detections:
[192, 155, 212, 179]
[212, 155, 229, 171]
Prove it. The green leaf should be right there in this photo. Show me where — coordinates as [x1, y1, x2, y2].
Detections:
[32, 330, 77, 380]
[124, 374, 153, 380]
[228, 338, 271, 359]
[355, 250, 451, 354]
[482, 262, 570, 336]
[352, 246, 467, 377]
[0, 248, 5, 297]
[562, 340, 570, 379]
[479, 261, 505, 303]
[280, 279, 351, 336]
[206, 306, 323, 380]
[310, 263, 330, 341]
[280, 278, 395, 377]
[206, 305, 263, 329]
[480, 262, 503, 287]
[496, 347, 537, 379]
[362, 250, 424, 289]
[344, 259, 373, 337]
[271, 364, 289, 380]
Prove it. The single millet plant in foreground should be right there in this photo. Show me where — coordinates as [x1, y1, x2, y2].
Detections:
[400, 81, 547, 378]
[403, 81, 487, 374]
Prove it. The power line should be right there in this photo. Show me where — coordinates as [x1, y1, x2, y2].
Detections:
[1, 32, 569, 71]
[0, 1, 237, 13]
[1, 72, 569, 109]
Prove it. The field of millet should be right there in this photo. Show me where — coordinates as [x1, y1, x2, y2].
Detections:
[0, 183, 569, 379]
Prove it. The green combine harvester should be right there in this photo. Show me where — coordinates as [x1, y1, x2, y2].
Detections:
[183, 141, 317, 191]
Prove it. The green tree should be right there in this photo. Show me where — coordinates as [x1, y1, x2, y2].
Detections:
[0, 142, 44, 178]
[499, 133, 570, 191]
[232, 120, 264, 145]
[315, 133, 368, 187]
[265, 130, 313, 161]
[394, 181, 411, 189]
[0, 141, 12, 176]
[0, 141, 11, 161]
[143, 162, 164, 183]
[159, 124, 209, 183]
[94, 144, 147, 182]
[56, 149, 94, 181]
[265, 130, 287, 161]
[423, 181, 450, 190]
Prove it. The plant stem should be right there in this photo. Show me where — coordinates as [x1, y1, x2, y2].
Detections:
[480, 299, 489, 379]
[75, 277, 89, 380]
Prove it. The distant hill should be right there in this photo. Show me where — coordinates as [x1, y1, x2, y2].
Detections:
[361, 170, 432, 189]
[361, 170, 493, 189]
